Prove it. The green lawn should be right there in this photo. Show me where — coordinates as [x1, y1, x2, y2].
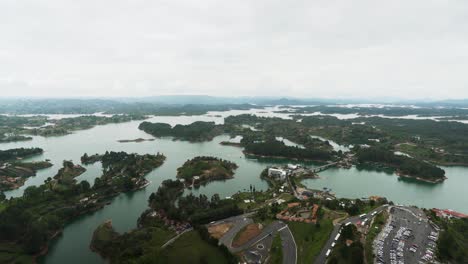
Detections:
[269, 233, 283, 264]
[159, 230, 230, 264]
[288, 220, 334, 264]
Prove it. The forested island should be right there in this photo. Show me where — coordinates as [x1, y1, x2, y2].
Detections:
[0, 134, 32, 143]
[0, 114, 146, 138]
[355, 146, 446, 183]
[0, 148, 53, 191]
[243, 137, 333, 161]
[176, 156, 238, 186]
[28, 114, 147, 137]
[139, 121, 223, 142]
[90, 179, 240, 263]
[0, 151, 165, 263]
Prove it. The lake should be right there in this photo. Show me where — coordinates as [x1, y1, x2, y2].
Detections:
[0, 111, 467, 264]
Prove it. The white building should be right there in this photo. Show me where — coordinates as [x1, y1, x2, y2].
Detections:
[268, 168, 287, 180]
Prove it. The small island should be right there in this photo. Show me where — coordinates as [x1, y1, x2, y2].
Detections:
[177, 156, 238, 186]
[117, 138, 155, 143]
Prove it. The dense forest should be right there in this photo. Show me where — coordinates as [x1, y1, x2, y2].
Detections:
[176, 156, 238, 183]
[436, 218, 468, 263]
[328, 225, 364, 264]
[243, 138, 333, 161]
[0, 147, 44, 163]
[355, 147, 445, 181]
[139, 121, 223, 142]
[149, 179, 242, 225]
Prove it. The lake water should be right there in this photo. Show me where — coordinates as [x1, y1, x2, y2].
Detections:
[0, 111, 467, 264]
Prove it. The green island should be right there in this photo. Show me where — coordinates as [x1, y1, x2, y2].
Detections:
[0, 114, 146, 138]
[0, 148, 53, 191]
[0, 151, 165, 263]
[0, 134, 32, 143]
[176, 156, 238, 186]
[355, 146, 446, 183]
[90, 179, 240, 263]
[27, 114, 146, 137]
[139, 121, 223, 142]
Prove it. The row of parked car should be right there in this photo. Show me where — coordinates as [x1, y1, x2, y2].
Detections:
[419, 231, 439, 263]
[374, 220, 394, 264]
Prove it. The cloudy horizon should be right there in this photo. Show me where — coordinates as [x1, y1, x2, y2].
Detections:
[1, 0, 468, 99]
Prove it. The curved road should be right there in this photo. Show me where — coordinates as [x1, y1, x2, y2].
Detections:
[314, 205, 388, 264]
[214, 214, 297, 264]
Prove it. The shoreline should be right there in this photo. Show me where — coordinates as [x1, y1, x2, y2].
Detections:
[243, 151, 331, 164]
[396, 171, 446, 184]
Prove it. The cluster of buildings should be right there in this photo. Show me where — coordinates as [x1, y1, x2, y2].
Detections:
[149, 209, 191, 234]
[267, 164, 316, 181]
[432, 208, 468, 219]
[276, 202, 320, 223]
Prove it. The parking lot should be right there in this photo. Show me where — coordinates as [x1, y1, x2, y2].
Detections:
[374, 206, 438, 264]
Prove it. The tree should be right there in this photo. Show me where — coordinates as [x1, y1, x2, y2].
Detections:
[0, 191, 5, 202]
[211, 193, 220, 205]
[79, 180, 91, 192]
[24, 186, 41, 199]
[257, 207, 268, 221]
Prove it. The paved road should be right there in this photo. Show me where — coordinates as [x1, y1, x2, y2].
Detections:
[213, 212, 255, 250]
[314, 205, 388, 264]
[231, 220, 286, 253]
[214, 212, 298, 264]
[279, 225, 297, 264]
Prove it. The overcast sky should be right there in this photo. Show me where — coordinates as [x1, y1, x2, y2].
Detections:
[1, 0, 467, 99]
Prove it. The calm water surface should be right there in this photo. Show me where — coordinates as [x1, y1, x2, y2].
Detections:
[0, 111, 466, 264]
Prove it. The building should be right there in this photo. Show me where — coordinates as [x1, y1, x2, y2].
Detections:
[432, 209, 468, 219]
[268, 168, 287, 180]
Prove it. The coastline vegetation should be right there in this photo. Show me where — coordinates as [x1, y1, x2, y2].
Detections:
[355, 146, 446, 182]
[0, 151, 165, 263]
[90, 179, 240, 263]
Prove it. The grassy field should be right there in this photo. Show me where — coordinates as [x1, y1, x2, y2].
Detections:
[289, 220, 334, 264]
[365, 210, 388, 263]
[159, 230, 230, 264]
[268, 233, 283, 264]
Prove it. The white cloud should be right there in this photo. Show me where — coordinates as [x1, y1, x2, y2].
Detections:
[1, 0, 467, 99]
